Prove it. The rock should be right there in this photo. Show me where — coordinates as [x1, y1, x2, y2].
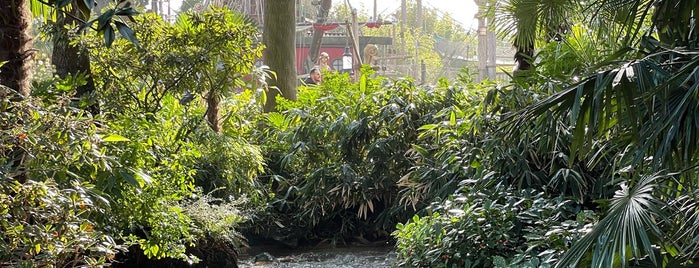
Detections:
[278, 256, 294, 262]
[253, 252, 277, 264]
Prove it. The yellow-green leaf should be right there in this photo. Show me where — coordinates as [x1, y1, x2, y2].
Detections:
[102, 134, 130, 142]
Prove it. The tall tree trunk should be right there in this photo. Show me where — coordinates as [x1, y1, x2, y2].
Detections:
[0, 0, 34, 98]
[304, 0, 331, 72]
[0, 0, 33, 183]
[52, 4, 99, 114]
[263, 0, 297, 112]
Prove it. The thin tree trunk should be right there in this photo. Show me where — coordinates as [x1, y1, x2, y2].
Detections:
[205, 91, 220, 133]
[151, 0, 159, 15]
[263, 0, 297, 112]
[0, 0, 34, 98]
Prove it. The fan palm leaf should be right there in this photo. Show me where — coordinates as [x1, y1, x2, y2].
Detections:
[554, 172, 667, 268]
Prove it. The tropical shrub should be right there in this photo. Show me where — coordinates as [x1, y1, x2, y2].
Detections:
[85, 8, 262, 121]
[102, 94, 265, 264]
[496, 1, 699, 265]
[394, 182, 594, 268]
[0, 96, 131, 266]
[83, 8, 267, 263]
[247, 67, 463, 242]
[180, 188, 250, 267]
[397, 76, 494, 209]
[0, 179, 125, 267]
[392, 66, 619, 267]
[423, 0, 699, 266]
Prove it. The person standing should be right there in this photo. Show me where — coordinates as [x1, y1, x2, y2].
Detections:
[318, 52, 332, 72]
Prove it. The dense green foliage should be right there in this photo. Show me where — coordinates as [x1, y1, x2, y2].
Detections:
[6, 0, 699, 267]
[394, 186, 592, 267]
[1, 8, 265, 266]
[247, 67, 457, 242]
[1, 101, 126, 267]
[391, 1, 699, 268]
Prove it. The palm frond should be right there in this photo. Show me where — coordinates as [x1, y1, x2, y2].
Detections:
[584, 0, 654, 47]
[29, 0, 57, 21]
[506, 41, 699, 170]
[492, 0, 540, 50]
[651, 0, 699, 46]
[555, 172, 667, 268]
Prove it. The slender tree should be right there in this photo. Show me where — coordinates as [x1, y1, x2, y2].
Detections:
[263, 0, 297, 112]
[490, 0, 572, 73]
[0, 0, 33, 183]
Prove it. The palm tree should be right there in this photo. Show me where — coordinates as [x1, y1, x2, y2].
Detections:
[494, 0, 699, 266]
[489, 0, 575, 72]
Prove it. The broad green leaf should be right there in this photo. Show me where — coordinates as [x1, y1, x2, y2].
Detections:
[77, 0, 92, 18]
[82, 0, 95, 11]
[78, 19, 97, 33]
[104, 25, 115, 48]
[96, 9, 115, 30]
[360, 73, 367, 93]
[101, 134, 130, 142]
[119, 168, 152, 188]
[418, 124, 438, 131]
[115, 8, 139, 16]
[115, 21, 139, 47]
[57, 0, 72, 8]
[132, 168, 153, 186]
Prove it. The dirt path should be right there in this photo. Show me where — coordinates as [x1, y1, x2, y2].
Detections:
[238, 244, 398, 268]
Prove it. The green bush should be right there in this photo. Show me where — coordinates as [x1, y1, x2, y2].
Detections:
[0, 179, 125, 267]
[191, 129, 264, 201]
[2, 75, 258, 267]
[76, 7, 266, 263]
[0, 97, 131, 266]
[181, 189, 249, 266]
[103, 94, 262, 262]
[249, 69, 459, 241]
[393, 183, 594, 268]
